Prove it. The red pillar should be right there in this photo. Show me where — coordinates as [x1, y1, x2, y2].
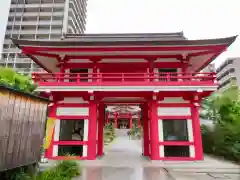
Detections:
[114, 113, 118, 128]
[191, 102, 203, 160]
[142, 103, 149, 156]
[149, 100, 160, 160]
[137, 113, 141, 128]
[129, 114, 133, 128]
[87, 98, 97, 160]
[97, 104, 105, 156]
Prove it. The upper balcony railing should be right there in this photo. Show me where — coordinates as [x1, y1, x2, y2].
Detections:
[32, 72, 217, 86]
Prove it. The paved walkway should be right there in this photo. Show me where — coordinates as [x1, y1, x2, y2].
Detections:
[41, 130, 240, 179]
[77, 130, 240, 180]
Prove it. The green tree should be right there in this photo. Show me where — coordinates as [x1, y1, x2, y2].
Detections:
[0, 67, 37, 93]
[201, 80, 240, 162]
[200, 79, 240, 123]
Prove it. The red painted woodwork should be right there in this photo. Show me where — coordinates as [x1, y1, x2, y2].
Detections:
[158, 141, 194, 146]
[62, 54, 184, 60]
[191, 103, 204, 160]
[97, 104, 105, 156]
[20, 33, 236, 162]
[62, 62, 183, 70]
[87, 100, 97, 160]
[55, 116, 89, 120]
[56, 103, 89, 107]
[50, 156, 88, 160]
[26, 40, 225, 162]
[52, 141, 88, 145]
[22, 44, 227, 53]
[32, 72, 216, 87]
[158, 157, 194, 161]
[149, 100, 160, 160]
[158, 116, 192, 119]
[137, 115, 141, 128]
[129, 114, 133, 128]
[142, 104, 150, 156]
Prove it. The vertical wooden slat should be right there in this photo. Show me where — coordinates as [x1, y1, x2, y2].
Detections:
[17, 97, 31, 164]
[12, 95, 27, 166]
[25, 99, 36, 163]
[21, 98, 36, 165]
[28, 100, 40, 161]
[6, 95, 23, 168]
[32, 101, 42, 160]
[0, 90, 12, 169]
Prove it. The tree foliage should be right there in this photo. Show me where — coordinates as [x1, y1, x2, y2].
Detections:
[201, 81, 240, 162]
[0, 67, 37, 93]
[200, 80, 240, 123]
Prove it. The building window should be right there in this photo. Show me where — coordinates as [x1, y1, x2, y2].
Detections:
[162, 119, 188, 141]
[59, 120, 84, 141]
[3, 44, 9, 49]
[57, 119, 86, 156]
[160, 119, 192, 158]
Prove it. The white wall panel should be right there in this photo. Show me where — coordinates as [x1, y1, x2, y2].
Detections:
[157, 107, 191, 116]
[158, 120, 163, 141]
[83, 119, 88, 156]
[187, 119, 194, 142]
[53, 119, 60, 157]
[57, 107, 89, 116]
[189, 145, 195, 158]
[159, 146, 164, 158]
[59, 97, 89, 103]
[158, 97, 189, 103]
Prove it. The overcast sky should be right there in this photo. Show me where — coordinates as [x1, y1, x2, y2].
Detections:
[0, 0, 239, 67]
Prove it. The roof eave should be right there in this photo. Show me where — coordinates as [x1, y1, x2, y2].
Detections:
[11, 35, 237, 48]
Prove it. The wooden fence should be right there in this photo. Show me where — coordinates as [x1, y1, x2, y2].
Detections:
[0, 85, 49, 171]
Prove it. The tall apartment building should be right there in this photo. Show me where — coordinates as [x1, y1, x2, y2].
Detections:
[1, 0, 87, 75]
[216, 58, 240, 90]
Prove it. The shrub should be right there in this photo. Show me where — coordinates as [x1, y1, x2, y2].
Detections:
[201, 125, 214, 154]
[201, 121, 240, 162]
[6, 160, 81, 180]
[104, 123, 116, 144]
[38, 160, 80, 180]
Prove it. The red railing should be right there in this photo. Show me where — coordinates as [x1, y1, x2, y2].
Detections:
[32, 72, 216, 86]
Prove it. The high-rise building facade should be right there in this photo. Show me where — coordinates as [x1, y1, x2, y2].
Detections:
[216, 58, 240, 90]
[1, 0, 87, 75]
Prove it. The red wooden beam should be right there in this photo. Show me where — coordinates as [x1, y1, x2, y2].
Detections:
[22, 44, 228, 52]
[104, 102, 143, 105]
[61, 62, 183, 69]
[65, 54, 182, 60]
